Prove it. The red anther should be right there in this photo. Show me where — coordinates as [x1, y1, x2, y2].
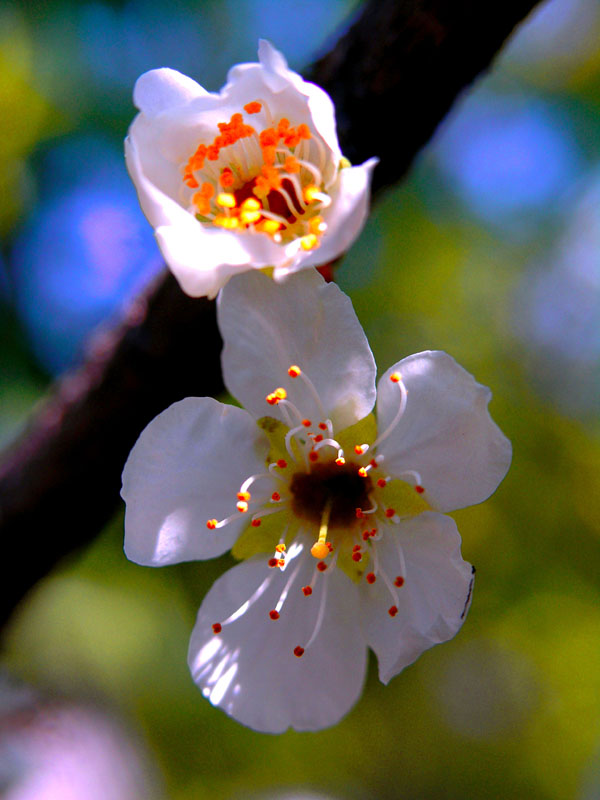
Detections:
[335, 457, 345, 466]
[390, 372, 401, 383]
[326, 542, 333, 552]
[212, 623, 222, 634]
[354, 445, 364, 455]
[366, 572, 376, 584]
[377, 478, 387, 488]
[394, 576, 405, 587]
[362, 530, 370, 541]
[371, 528, 377, 536]
[271, 492, 281, 502]
[352, 552, 362, 562]
[314, 434, 323, 443]
[317, 561, 328, 572]
[278, 559, 285, 567]
[244, 101, 262, 114]
[269, 610, 280, 620]
[251, 518, 261, 527]
[237, 491, 251, 501]
[302, 419, 312, 427]
[385, 508, 395, 518]
[388, 605, 399, 617]
[268, 558, 278, 568]
[355, 508, 364, 519]
[288, 365, 301, 378]
[352, 544, 362, 552]
[318, 422, 328, 431]
[206, 519, 217, 529]
[370, 459, 378, 468]
[266, 393, 278, 405]
[415, 485, 425, 494]
[276, 459, 287, 469]
[302, 586, 313, 596]
[294, 646, 305, 658]
[309, 451, 319, 462]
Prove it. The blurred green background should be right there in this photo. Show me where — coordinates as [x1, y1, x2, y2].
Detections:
[1, 0, 600, 798]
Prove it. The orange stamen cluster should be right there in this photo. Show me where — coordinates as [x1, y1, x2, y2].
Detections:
[181, 101, 326, 248]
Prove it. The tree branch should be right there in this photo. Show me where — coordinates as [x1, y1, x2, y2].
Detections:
[0, 0, 540, 624]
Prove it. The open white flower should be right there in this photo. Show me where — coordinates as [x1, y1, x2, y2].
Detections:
[126, 40, 377, 298]
[121, 270, 512, 733]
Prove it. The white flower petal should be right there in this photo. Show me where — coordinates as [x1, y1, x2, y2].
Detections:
[218, 269, 377, 430]
[360, 512, 474, 684]
[133, 68, 208, 118]
[122, 397, 268, 566]
[188, 548, 366, 733]
[377, 351, 512, 512]
[290, 158, 379, 272]
[125, 42, 373, 298]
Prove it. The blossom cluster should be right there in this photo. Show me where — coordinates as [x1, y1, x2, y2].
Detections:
[122, 43, 512, 734]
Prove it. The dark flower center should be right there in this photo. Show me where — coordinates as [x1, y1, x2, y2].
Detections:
[290, 462, 372, 528]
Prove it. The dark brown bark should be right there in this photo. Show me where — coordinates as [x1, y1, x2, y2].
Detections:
[0, 0, 540, 624]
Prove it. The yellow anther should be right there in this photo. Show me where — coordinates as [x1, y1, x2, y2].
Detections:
[260, 220, 282, 235]
[241, 210, 262, 225]
[303, 185, 320, 203]
[288, 365, 302, 378]
[237, 491, 251, 502]
[390, 372, 402, 383]
[236, 501, 249, 513]
[309, 216, 325, 235]
[241, 197, 261, 212]
[339, 156, 351, 169]
[214, 215, 240, 229]
[216, 192, 236, 208]
[300, 234, 318, 251]
[274, 387, 287, 400]
[335, 457, 346, 466]
[358, 467, 368, 478]
[354, 445, 365, 455]
[310, 542, 330, 559]
[275, 543, 286, 553]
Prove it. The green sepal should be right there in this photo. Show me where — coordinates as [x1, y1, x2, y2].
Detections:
[256, 416, 304, 466]
[380, 479, 430, 517]
[232, 510, 287, 560]
[336, 545, 370, 584]
[336, 413, 377, 453]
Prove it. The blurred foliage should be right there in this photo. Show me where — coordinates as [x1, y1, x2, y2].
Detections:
[1, 0, 600, 798]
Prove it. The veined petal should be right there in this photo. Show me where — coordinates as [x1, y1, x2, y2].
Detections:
[377, 351, 512, 512]
[188, 548, 366, 733]
[218, 269, 377, 430]
[122, 397, 268, 566]
[360, 512, 474, 684]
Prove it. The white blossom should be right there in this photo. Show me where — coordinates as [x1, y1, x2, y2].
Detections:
[122, 270, 512, 733]
[126, 41, 377, 298]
